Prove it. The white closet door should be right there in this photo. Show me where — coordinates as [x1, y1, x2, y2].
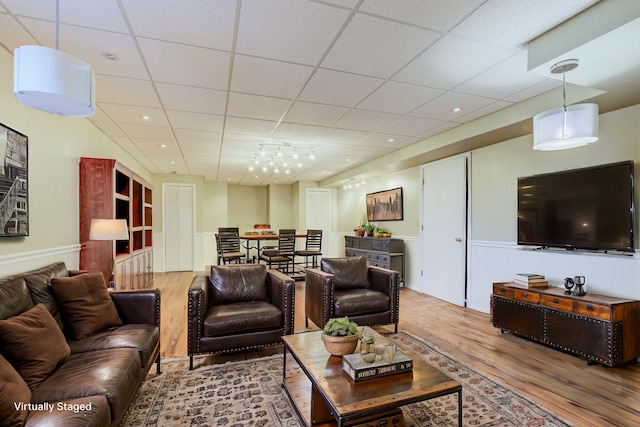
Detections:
[164, 184, 194, 272]
[421, 154, 469, 306]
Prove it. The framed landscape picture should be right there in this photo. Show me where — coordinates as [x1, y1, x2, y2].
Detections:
[0, 122, 28, 237]
[366, 187, 403, 221]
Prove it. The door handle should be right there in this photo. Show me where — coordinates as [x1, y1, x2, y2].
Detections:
[455, 237, 462, 242]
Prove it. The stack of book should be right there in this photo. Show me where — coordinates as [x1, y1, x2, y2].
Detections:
[513, 273, 548, 288]
[342, 350, 413, 382]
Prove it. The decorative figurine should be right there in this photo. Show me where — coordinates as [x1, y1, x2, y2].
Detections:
[564, 277, 574, 294]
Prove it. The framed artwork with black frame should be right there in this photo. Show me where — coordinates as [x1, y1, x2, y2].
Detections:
[366, 187, 403, 221]
[0, 122, 29, 237]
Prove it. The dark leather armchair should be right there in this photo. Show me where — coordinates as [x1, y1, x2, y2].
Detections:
[188, 264, 295, 369]
[305, 256, 399, 332]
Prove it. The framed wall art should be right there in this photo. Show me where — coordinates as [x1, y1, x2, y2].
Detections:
[366, 187, 403, 221]
[0, 122, 28, 237]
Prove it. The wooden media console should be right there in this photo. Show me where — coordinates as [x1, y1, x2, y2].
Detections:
[491, 282, 640, 367]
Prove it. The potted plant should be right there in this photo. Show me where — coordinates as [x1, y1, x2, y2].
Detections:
[374, 226, 384, 238]
[322, 317, 360, 356]
[354, 225, 365, 237]
[363, 222, 376, 237]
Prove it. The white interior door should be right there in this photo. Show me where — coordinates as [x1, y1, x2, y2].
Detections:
[421, 154, 469, 306]
[306, 189, 331, 257]
[163, 184, 194, 272]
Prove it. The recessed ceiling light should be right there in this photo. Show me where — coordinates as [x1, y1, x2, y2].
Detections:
[141, 115, 150, 121]
[452, 107, 462, 113]
[159, 143, 166, 148]
[346, 158, 351, 162]
[170, 161, 176, 165]
[387, 138, 395, 143]
[103, 52, 118, 61]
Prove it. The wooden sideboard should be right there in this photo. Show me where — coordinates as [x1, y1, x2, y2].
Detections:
[345, 236, 404, 285]
[491, 282, 640, 366]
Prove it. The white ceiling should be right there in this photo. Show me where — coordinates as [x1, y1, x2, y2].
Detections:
[0, 0, 624, 186]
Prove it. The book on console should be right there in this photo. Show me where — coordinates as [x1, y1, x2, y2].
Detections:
[514, 278, 549, 288]
[514, 273, 545, 282]
[342, 350, 413, 382]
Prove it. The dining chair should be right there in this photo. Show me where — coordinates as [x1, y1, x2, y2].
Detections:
[260, 229, 295, 273]
[216, 230, 246, 265]
[294, 229, 323, 269]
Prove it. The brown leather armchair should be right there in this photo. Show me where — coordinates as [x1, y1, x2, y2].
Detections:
[305, 256, 400, 333]
[188, 264, 295, 369]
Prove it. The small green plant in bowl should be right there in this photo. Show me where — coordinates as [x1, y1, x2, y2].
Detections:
[323, 317, 359, 337]
[322, 317, 360, 356]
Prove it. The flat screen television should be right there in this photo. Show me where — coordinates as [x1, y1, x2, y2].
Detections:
[518, 161, 635, 253]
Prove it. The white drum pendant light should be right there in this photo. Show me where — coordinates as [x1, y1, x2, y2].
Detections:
[533, 59, 598, 151]
[13, 0, 95, 117]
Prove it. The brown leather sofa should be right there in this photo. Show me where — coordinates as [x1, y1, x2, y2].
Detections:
[188, 264, 294, 369]
[305, 256, 400, 332]
[0, 262, 160, 427]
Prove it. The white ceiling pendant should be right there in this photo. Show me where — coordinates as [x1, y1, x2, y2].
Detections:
[13, 0, 94, 117]
[533, 59, 598, 151]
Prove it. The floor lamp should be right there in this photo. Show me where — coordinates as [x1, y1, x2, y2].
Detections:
[89, 219, 129, 289]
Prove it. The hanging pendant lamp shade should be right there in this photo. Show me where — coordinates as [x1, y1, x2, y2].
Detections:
[532, 59, 598, 151]
[14, 45, 95, 117]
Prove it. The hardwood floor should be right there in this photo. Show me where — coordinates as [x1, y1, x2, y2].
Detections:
[153, 271, 640, 427]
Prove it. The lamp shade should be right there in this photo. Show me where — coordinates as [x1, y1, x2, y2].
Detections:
[89, 219, 129, 241]
[533, 103, 599, 151]
[14, 45, 95, 117]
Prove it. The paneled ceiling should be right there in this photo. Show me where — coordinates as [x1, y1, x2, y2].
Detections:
[0, 0, 623, 186]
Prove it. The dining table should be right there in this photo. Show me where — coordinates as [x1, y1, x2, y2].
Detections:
[239, 233, 307, 262]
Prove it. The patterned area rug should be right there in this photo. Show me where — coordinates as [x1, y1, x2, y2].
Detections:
[122, 332, 569, 426]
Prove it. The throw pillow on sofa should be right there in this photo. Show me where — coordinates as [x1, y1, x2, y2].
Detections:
[51, 271, 123, 339]
[0, 353, 31, 427]
[0, 303, 71, 391]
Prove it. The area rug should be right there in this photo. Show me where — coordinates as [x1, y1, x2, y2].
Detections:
[121, 332, 569, 427]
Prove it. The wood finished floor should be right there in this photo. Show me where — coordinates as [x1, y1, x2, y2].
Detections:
[154, 271, 640, 427]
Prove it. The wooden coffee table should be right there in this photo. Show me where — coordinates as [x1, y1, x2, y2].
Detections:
[282, 331, 462, 426]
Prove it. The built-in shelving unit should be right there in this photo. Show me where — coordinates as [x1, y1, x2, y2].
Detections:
[79, 157, 153, 290]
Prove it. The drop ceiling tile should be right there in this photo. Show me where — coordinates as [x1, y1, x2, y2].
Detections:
[156, 83, 227, 115]
[450, 0, 599, 48]
[505, 79, 561, 103]
[166, 111, 224, 132]
[17, 19, 148, 79]
[332, 109, 400, 132]
[299, 69, 383, 107]
[236, 0, 351, 65]
[455, 100, 513, 123]
[271, 122, 328, 141]
[455, 52, 550, 99]
[174, 129, 222, 146]
[227, 93, 292, 122]
[358, 81, 443, 114]
[95, 76, 161, 108]
[283, 102, 350, 127]
[231, 55, 314, 98]
[138, 38, 230, 89]
[224, 117, 278, 137]
[118, 123, 175, 141]
[317, 128, 371, 145]
[321, 12, 440, 78]
[354, 134, 419, 149]
[121, 0, 236, 51]
[99, 105, 168, 126]
[2, 0, 128, 33]
[410, 92, 496, 121]
[0, 14, 37, 51]
[359, 0, 484, 32]
[91, 121, 126, 139]
[380, 115, 446, 136]
[393, 35, 514, 90]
